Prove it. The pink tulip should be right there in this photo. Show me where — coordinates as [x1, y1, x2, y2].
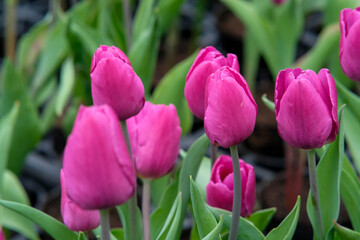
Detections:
[90, 45, 145, 120]
[275, 68, 339, 149]
[204, 66, 257, 148]
[0, 227, 5, 240]
[340, 7, 360, 81]
[127, 102, 181, 179]
[63, 105, 136, 209]
[273, 0, 287, 5]
[206, 155, 256, 217]
[60, 170, 100, 231]
[185, 46, 239, 119]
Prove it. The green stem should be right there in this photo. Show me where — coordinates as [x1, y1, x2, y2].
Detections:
[120, 120, 138, 240]
[100, 209, 111, 240]
[142, 179, 151, 240]
[229, 145, 241, 240]
[211, 144, 217, 166]
[307, 149, 325, 239]
[122, 0, 132, 51]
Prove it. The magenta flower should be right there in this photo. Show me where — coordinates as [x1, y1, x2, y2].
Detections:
[206, 155, 256, 217]
[275, 68, 339, 149]
[90, 45, 145, 120]
[127, 102, 181, 179]
[0, 227, 5, 240]
[185, 46, 239, 119]
[63, 105, 136, 209]
[204, 66, 257, 148]
[60, 170, 100, 231]
[272, 0, 287, 5]
[340, 7, 360, 81]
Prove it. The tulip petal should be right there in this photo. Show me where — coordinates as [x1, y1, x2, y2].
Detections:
[206, 181, 233, 212]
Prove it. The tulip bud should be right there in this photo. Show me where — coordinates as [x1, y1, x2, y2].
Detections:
[275, 68, 339, 149]
[127, 102, 181, 179]
[340, 7, 360, 81]
[204, 66, 257, 148]
[60, 170, 100, 231]
[90, 45, 145, 120]
[185, 46, 239, 119]
[206, 155, 256, 217]
[63, 105, 136, 209]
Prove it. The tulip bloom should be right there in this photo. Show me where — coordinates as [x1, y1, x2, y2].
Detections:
[90, 45, 145, 120]
[204, 66, 257, 148]
[275, 68, 338, 149]
[185, 46, 239, 119]
[206, 155, 256, 217]
[340, 7, 360, 81]
[63, 105, 136, 209]
[60, 170, 100, 231]
[127, 102, 181, 179]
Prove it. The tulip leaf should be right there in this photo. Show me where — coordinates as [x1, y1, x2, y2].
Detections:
[177, 134, 211, 238]
[340, 158, 360, 231]
[243, 32, 260, 91]
[132, 0, 156, 42]
[209, 207, 265, 240]
[56, 57, 75, 116]
[261, 94, 275, 112]
[324, 0, 360, 26]
[0, 60, 41, 175]
[116, 201, 142, 240]
[333, 222, 360, 240]
[194, 156, 211, 200]
[78, 232, 87, 240]
[34, 75, 57, 108]
[111, 228, 125, 240]
[265, 196, 301, 240]
[92, 226, 118, 240]
[307, 109, 344, 239]
[31, 18, 69, 95]
[0, 200, 78, 240]
[156, 0, 186, 35]
[190, 177, 219, 239]
[202, 215, 224, 240]
[151, 51, 198, 135]
[247, 208, 277, 232]
[1, 170, 39, 240]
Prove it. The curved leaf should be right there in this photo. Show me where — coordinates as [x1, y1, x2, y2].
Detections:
[334, 222, 360, 240]
[203, 216, 224, 240]
[247, 208, 276, 232]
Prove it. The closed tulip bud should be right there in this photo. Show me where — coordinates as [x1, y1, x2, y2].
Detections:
[204, 66, 257, 148]
[127, 102, 181, 179]
[206, 155, 256, 217]
[275, 68, 339, 149]
[60, 170, 100, 231]
[90, 45, 145, 120]
[340, 7, 360, 81]
[63, 105, 136, 209]
[185, 46, 239, 119]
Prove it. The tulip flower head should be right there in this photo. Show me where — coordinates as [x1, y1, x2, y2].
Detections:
[340, 7, 360, 81]
[185, 46, 239, 119]
[63, 105, 136, 209]
[127, 102, 181, 179]
[275, 68, 338, 149]
[90, 45, 145, 120]
[206, 155, 256, 217]
[204, 66, 257, 148]
[60, 170, 100, 231]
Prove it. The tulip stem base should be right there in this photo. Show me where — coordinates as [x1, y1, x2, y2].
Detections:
[100, 209, 111, 240]
[120, 120, 138, 240]
[142, 179, 151, 240]
[229, 145, 241, 240]
[307, 149, 325, 239]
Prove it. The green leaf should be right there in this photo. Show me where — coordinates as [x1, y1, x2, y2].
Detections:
[34, 76, 57, 107]
[116, 201, 142, 240]
[164, 193, 182, 240]
[307, 110, 344, 239]
[194, 156, 211, 200]
[31, 18, 69, 94]
[202, 215, 224, 240]
[128, 19, 160, 96]
[265, 196, 301, 240]
[56, 57, 75, 116]
[156, 0, 186, 35]
[190, 177, 219, 239]
[132, 0, 156, 42]
[40, 94, 57, 134]
[243, 32, 260, 91]
[111, 228, 125, 240]
[340, 156, 360, 232]
[333, 222, 360, 239]
[177, 134, 211, 238]
[1, 170, 39, 240]
[324, 0, 360, 26]
[78, 232, 87, 240]
[0, 60, 41, 175]
[0, 200, 78, 240]
[210, 207, 265, 240]
[247, 208, 277, 232]
[93, 226, 118, 240]
[151, 51, 198, 134]
[261, 94, 275, 112]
